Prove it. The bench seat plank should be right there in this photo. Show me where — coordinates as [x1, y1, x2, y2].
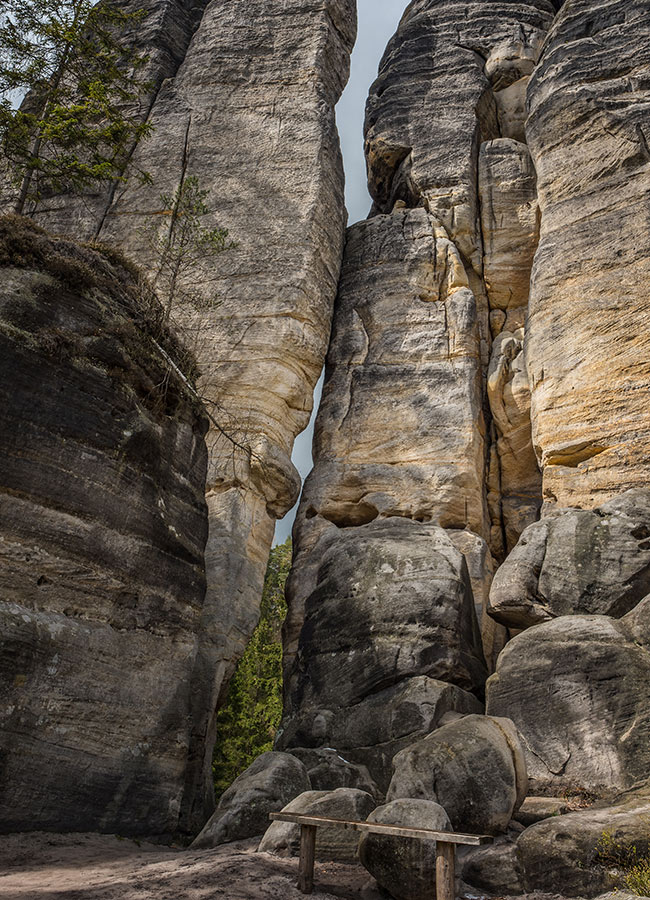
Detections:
[269, 812, 492, 845]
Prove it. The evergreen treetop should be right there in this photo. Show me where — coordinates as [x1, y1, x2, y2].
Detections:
[0, 0, 152, 213]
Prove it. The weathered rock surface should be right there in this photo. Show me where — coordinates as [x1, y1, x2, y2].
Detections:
[517, 780, 650, 897]
[286, 749, 379, 800]
[283, 206, 490, 680]
[460, 835, 524, 896]
[16, 0, 357, 831]
[278, 519, 487, 790]
[258, 788, 376, 863]
[358, 799, 452, 900]
[525, 0, 650, 510]
[488, 489, 650, 629]
[281, 675, 483, 797]
[479, 139, 539, 329]
[0, 218, 209, 836]
[479, 138, 541, 558]
[486, 600, 650, 796]
[364, 0, 553, 268]
[291, 207, 489, 556]
[191, 752, 310, 849]
[387, 715, 527, 835]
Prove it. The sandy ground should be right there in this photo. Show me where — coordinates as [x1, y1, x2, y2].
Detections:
[0, 832, 578, 900]
[0, 833, 385, 900]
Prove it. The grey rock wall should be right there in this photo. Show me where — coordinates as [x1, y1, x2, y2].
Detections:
[0, 219, 209, 836]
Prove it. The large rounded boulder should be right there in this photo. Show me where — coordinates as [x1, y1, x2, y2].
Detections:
[259, 788, 376, 862]
[387, 715, 527, 834]
[191, 752, 310, 848]
[488, 490, 650, 629]
[358, 799, 452, 900]
[486, 602, 650, 796]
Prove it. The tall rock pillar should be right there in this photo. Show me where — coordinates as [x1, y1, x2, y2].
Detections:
[525, 0, 650, 511]
[279, 0, 555, 785]
[4, 0, 357, 833]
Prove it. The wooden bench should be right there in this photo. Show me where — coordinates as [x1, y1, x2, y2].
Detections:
[269, 812, 492, 899]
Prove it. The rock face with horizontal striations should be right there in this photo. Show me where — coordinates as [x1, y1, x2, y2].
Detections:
[0, 218, 209, 836]
[278, 519, 487, 791]
[525, 0, 650, 511]
[9, 0, 357, 833]
[486, 599, 650, 796]
[488, 489, 650, 629]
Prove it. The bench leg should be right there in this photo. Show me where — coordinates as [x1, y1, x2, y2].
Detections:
[298, 823, 317, 894]
[435, 840, 455, 900]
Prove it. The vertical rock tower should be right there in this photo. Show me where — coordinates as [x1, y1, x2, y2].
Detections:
[279, 0, 650, 801]
[14, 0, 357, 831]
[281, 1, 555, 762]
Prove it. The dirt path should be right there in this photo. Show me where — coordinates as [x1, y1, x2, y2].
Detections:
[0, 833, 383, 900]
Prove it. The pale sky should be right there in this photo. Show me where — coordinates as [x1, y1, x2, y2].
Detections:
[273, 0, 408, 546]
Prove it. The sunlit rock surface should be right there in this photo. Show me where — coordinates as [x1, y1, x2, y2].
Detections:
[525, 0, 650, 510]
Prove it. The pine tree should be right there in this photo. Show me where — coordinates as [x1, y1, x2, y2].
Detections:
[145, 175, 236, 322]
[212, 538, 292, 799]
[0, 0, 152, 213]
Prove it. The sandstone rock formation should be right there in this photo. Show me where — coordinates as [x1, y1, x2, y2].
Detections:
[191, 752, 310, 849]
[0, 218, 209, 836]
[278, 519, 486, 791]
[517, 780, 650, 897]
[280, 0, 555, 786]
[8, 0, 357, 833]
[525, 0, 650, 510]
[486, 599, 650, 796]
[488, 489, 650, 628]
[387, 715, 527, 835]
[259, 788, 376, 862]
[358, 800, 452, 900]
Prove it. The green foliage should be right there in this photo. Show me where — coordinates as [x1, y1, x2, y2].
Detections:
[626, 862, 650, 897]
[212, 537, 292, 799]
[596, 829, 650, 896]
[144, 175, 237, 321]
[0, 0, 152, 212]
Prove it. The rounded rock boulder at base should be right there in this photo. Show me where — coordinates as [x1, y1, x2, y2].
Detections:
[191, 752, 310, 849]
[486, 601, 650, 797]
[358, 799, 452, 900]
[386, 715, 528, 835]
